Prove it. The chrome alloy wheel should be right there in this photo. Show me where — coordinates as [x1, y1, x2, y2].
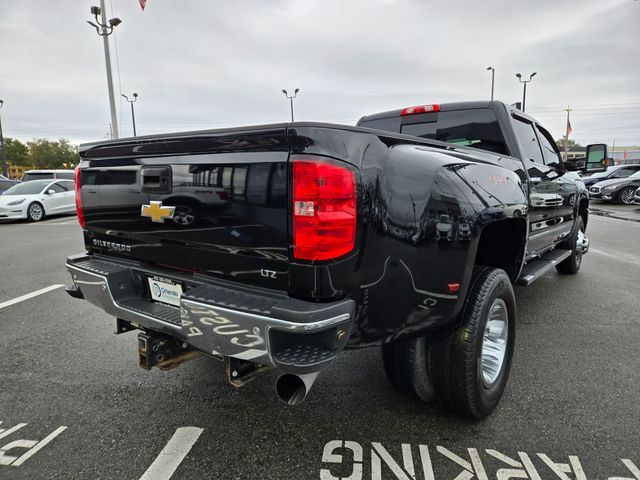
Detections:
[481, 298, 509, 387]
[620, 188, 635, 205]
[29, 203, 43, 221]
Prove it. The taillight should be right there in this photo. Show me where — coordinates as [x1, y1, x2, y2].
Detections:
[400, 104, 440, 116]
[292, 158, 356, 261]
[74, 165, 86, 228]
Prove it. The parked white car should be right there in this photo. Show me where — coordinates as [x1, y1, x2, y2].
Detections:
[0, 179, 76, 222]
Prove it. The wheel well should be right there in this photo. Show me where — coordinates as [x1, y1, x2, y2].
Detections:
[579, 196, 589, 231]
[474, 219, 526, 281]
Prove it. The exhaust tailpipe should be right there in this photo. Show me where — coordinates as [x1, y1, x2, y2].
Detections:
[275, 372, 320, 405]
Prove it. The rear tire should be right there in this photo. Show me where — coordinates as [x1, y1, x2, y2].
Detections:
[27, 202, 45, 222]
[429, 266, 516, 419]
[382, 336, 435, 402]
[556, 217, 585, 274]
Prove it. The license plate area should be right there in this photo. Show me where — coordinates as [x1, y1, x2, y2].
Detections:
[147, 276, 183, 307]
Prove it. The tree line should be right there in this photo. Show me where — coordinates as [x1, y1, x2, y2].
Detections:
[2, 136, 583, 171]
[4, 137, 79, 169]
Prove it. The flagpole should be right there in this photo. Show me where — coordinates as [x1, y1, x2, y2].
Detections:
[563, 106, 572, 162]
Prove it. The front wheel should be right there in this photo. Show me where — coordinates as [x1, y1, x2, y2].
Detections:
[618, 187, 636, 205]
[429, 266, 516, 419]
[27, 202, 45, 222]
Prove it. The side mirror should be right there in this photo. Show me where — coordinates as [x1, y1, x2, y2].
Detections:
[585, 143, 608, 173]
[47, 189, 56, 195]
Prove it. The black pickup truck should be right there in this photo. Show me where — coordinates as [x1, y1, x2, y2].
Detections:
[66, 100, 591, 418]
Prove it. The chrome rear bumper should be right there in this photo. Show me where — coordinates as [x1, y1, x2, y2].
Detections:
[66, 254, 354, 373]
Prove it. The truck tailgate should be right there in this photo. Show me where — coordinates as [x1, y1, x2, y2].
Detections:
[78, 127, 290, 290]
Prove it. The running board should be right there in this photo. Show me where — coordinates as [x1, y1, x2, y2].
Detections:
[517, 249, 572, 286]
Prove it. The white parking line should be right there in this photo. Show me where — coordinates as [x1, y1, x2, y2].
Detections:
[0, 285, 65, 310]
[138, 427, 203, 480]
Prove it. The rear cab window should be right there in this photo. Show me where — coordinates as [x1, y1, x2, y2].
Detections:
[23, 172, 54, 181]
[359, 108, 509, 156]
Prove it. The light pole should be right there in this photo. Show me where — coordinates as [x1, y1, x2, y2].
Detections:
[0, 100, 6, 177]
[486, 66, 495, 101]
[282, 88, 300, 122]
[515, 72, 537, 112]
[87, 2, 122, 139]
[121, 93, 138, 136]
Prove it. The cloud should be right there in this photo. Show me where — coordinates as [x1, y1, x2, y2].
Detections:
[0, 0, 638, 145]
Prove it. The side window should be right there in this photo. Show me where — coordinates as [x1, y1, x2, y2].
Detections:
[511, 116, 544, 165]
[57, 181, 74, 191]
[48, 183, 66, 193]
[535, 125, 561, 167]
[611, 168, 632, 178]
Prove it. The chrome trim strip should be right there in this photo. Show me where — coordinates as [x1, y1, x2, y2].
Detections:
[67, 264, 182, 333]
[181, 297, 350, 332]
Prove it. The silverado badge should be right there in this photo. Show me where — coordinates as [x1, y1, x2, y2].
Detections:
[141, 201, 175, 223]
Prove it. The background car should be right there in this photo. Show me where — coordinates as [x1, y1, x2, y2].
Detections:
[589, 171, 640, 204]
[0, 174, 20, 195]
[582, 164, 640, 188]
[21, 169, 76, 182]
[0, 179, 76, 222]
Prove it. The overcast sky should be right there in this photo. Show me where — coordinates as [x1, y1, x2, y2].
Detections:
[1, 0, 639, 146]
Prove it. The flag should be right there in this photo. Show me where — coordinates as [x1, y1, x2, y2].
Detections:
[566, 117, 572, 137]
[139, 0, 147, 10]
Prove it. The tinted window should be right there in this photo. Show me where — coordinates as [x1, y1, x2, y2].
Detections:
[610, 166, 640, 178]
[399, 109, 508, 155]
[3, 180, 50, 195]
[56, 172, 75, 180]
[56, 180, 74, 191]
[48, 183, 66, 193]
[23, 172, 54, 181]
[511, 117, 543, 164]
[358, 116, 401, 133]
[535, 125, 561, 166]
[82, 170, 136, 185]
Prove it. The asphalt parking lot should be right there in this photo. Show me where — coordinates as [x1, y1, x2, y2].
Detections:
[1, 212, 639, 480]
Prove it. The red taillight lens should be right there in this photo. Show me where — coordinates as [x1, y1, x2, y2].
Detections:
[292, 158, 356, 261]
[400, 104, 441, 116]
[74, 166, 86, 228]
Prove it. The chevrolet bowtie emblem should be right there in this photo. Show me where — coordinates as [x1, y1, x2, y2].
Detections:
[141, 201, 175, 223]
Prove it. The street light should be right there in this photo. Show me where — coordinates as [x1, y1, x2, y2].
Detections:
[282, 88, 300, 122]
[121, 93, 138, 136]
[515, 72, 537, 112]
[87, 2, 122, 139]
[0, 100, 6, 177]
[486, 66, 495, 101]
